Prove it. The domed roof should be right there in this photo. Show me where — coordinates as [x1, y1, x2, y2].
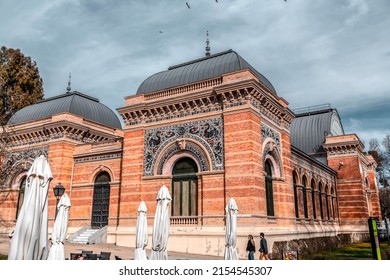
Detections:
[136, 49, 277, 95]
[290, 106, 344, 156]
[8, 91, 122, 129]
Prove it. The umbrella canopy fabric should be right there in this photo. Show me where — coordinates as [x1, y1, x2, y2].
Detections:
[134, 201, 148, 260]
[149, 185, 171, 260]
[47, 193, 71, 260]
[224, 197, 239, 260]
[8, 155, 53, 260]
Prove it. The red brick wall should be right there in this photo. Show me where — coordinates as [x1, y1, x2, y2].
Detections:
[70, 157, 122, 227]
[48, 142, 75, 220]
[367, 170, 381, 219]
[199, 173, 225, 225]
[223, 110, 263, 216]
[327, 156, 369, 224]
[119, 129, 144, 226]
[275, 131, 295, 226]
[0, 190, 19, 225]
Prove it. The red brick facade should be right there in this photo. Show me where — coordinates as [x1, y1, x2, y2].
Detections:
[0, 53, 381, 257]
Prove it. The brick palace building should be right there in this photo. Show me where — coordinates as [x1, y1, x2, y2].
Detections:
[0, 49, 381, 258]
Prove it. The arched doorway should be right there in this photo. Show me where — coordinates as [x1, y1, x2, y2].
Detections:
[171, 158, 198, 220]
[91, 172, 111, 228]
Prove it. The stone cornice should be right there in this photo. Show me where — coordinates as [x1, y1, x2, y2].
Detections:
[119, 91, 222, 127]
[143, 77, 223, 101]
[5, 120, 121, 148]
[323, 134, 365, 156]
[119, 78, 295, 130]
[74, 152, 122, 163]
[214, 80, 294, 128]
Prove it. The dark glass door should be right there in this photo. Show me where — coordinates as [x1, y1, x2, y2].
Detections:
[91, 182, 110, 228]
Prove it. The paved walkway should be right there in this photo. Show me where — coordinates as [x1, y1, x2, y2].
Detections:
[0, 235, 222, 260]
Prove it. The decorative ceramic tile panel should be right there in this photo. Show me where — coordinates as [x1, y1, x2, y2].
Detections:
[261, 123, 280, 148]
[3, 147, 48, 187]
[143, 118, 224, 176]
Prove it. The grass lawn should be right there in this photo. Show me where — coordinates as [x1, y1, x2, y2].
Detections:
[301, 242, 390, 260]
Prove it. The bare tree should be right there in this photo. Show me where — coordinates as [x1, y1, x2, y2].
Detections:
[368, 138, 386, 187]
[382, 135, 390, 187]
[380, 188, 390, 219]
[369, 138, 381, 153]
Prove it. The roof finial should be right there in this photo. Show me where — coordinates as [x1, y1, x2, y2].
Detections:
[67, 72, 72, 92]
[205, 30, 211, 57]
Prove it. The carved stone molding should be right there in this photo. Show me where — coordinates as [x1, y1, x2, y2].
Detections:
[7, 124, 114, 147]
[120, 95, 222, 126]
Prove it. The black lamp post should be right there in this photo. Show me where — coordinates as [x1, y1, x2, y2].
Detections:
[53, 182, 65, 218]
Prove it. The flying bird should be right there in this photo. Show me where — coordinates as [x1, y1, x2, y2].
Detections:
[215, 0, 218, 2]
[186, 2, 190, 9]
[159, 31, 163, 33]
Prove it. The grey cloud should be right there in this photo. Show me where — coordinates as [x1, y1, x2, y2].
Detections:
[1, 0, 389, 143]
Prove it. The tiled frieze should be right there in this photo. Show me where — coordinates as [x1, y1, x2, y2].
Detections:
[143, 117, 224, 176]
[261, 123, 282, 176]
[2, 147, 48, 187]
[156, 140, 210, 175]
[261, 123, 281, 147]
[74, 153, 122, 163]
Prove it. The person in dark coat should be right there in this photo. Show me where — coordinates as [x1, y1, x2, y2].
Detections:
[246, 235, 256, 260]
[259, 232, 269, 260]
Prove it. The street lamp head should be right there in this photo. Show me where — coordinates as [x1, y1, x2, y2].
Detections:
[53, 182, 65, 199]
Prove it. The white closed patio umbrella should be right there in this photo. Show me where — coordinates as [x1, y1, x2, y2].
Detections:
[149, 185, 171, 260]
[8, 155, 53, 260]
[224, 197, 239, 260]
[134, 201, 148, 260]
[47, 193, 71, 260]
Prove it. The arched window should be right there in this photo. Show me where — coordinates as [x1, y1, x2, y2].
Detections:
[16, 176, 27, 220]
[311, 179, 316, 220]
[331, 187, 336, 220]
[265, 160, 274, 216]
[172, 158, 198, 217]
[91, 172, 111, 228]
[319, 182, 324, 220]
[293, 172, 299, 218]
[302, 176, 308, 219]
[325, 185, 330, 220]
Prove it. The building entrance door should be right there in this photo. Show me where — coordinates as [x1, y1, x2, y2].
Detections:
[171, 158, 198, 219]
[91, 172, 110, 228]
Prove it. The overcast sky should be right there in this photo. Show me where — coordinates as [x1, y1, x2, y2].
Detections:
[1, 0, 389, 148]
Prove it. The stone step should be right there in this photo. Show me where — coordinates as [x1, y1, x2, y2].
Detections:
[68, 228, 100, 244]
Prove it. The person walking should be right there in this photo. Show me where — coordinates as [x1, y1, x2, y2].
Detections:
[259, 232, 269, 260]
[246, 235, 256, 260]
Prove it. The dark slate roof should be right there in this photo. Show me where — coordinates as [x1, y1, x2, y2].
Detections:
[290, 107, 345, 155]
[8, 91, 122, 129]
[136, 49, 277, 95]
